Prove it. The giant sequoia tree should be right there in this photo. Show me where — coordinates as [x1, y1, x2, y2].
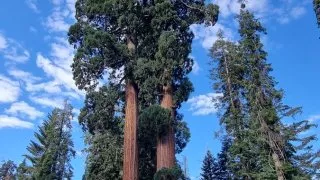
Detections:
[70, 0, 219, 179]
[69, 1, 154, 179]
[210, 5, 320, 180]
[142, 0, 219, 172]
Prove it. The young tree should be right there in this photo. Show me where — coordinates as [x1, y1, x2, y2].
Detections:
[16, 159, 32, 180]
[79, 85, 123, 180]
[216, 137, 232, 180]
[25, 103, 75, 179]
[0, 160, 16, 180]
[200, 151, 218, 180]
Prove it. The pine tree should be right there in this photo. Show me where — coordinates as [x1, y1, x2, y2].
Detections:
[200, 151, 218, 180]
[0, 160, 16, 180]
[16, 159, 32, 180]
[79, 85, 123, 180]
[216, 137, 232, 180]
[25, 103, 75, 180]
[314, 0, 320, 27]
[211, 4, 320, 179]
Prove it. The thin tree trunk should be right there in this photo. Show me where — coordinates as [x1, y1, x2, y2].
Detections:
[157, 84, 175, 170]
[272, 151, 285, 180]
[123, 37, 138, 180]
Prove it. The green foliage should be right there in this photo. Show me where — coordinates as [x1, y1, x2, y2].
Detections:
[70, 1, 219, 179]
[25, 103, 75, 180]
[16, 159, 32, 180]
[314, 0, 320, 27]
[216, 137, 232, 179]
[154, 166, 185, 180]
[210, 6, 320, 180]
[200, 151, 218, 180]
[0, 160, 16, 180]
[140, 105, 172, 137]
[84, 132, 123, 180]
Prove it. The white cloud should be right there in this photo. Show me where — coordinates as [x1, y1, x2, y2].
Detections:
[0, 34, 7, 49]
[8, 68, 41, 83]
[307, 115, 320, 123]
[29, 95, 64, 109]
[0, 115, 33, 129]
[26, 0, 40, 13]
[0, 38, 30, 63]
[290, 7, 306, 19]
[192, 60, 200, 75]
[36, 53, 82, 95]
[187, 93, 223, 116]
[190, 23, 233, 49]
[5, 101, 44, 120]
[0, 75, 20, 103]
[45, 0, 75, 32]
[45, 11, 71, 32]
[213, 0, 268, 18]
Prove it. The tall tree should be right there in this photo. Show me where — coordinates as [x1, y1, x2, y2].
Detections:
[314, 0, 320, 27]
[211, 4, 320, 180]
[200, 151, 218, 180]
[79, 82, 191, 179]
[141, 0, 219, 171]
[0, 160, 16, 180]
[25, 103, 75, 180]
[68, 1, 156, 179]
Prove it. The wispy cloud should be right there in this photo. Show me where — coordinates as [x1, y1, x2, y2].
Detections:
[307, 115, 320, 123]
[0, 35, 30, 63]
[29, 95, 64, 109]
[5, 101, 44, 120]
[0, 34, 8, 49]
[190, 23, 234, 49]
[0, 115, 33, 129]
[26, 0, 40, 13]
[187, 93, 222, 116]
[0, 75, 20, 103]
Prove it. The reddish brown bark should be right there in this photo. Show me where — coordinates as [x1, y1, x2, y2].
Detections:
[123, 81, 139, 180]
[157, 84, 175, 170]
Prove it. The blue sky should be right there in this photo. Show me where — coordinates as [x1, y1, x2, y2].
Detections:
[0, 0, 319, 179]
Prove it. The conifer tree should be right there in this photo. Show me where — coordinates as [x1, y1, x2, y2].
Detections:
[211, 4, 320, 180]
[25, 103, 75, 180]
[0, 160, 16, 180]
[79, 85, 123, 180]
[68, 1, 157, 178]
[16, 159, 32, 180]
[216, 137, 232, 179]
[200, 151, 218, 180]
[79, 83, 191, 179]
[141, 1, 219, 172]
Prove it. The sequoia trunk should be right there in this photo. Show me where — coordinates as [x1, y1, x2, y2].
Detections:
[123, 36, 138, 180]
[157, 84, 175, 170]
[123, 81, 139, 180]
